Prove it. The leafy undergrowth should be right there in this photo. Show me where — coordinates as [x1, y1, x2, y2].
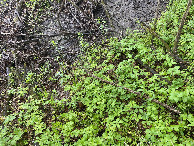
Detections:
[0, 0, 193, 145]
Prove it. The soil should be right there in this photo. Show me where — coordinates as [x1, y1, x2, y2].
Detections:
[104, 0, 169, 35]
[0, 0, 170, 86]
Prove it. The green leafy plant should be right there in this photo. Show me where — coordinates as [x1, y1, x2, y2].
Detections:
[0, 0, 193, 145]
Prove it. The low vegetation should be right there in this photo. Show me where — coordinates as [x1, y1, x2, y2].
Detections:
[0, 0, 193, 145]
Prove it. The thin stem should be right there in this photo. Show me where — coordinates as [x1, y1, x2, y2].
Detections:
[84, 69, 181, 114]
[173, 0, 192, 54]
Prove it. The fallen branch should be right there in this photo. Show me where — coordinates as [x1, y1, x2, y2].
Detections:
[141, 22, 171, 53]
[173, 0, 192, 54]
[141, 22, 190, 66]
[85, 69, 181, 114]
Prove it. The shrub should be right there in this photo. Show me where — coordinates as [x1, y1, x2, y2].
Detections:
[0, 0, 193, 145]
